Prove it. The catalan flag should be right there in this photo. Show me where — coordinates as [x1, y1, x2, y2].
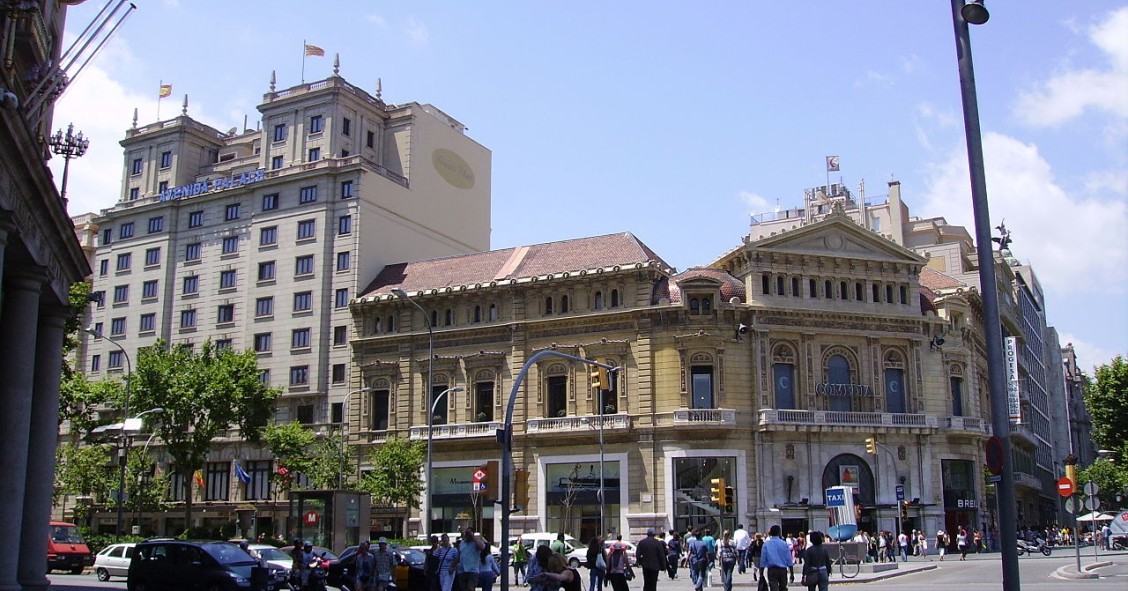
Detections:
[158, 84, 172, 98]
[304, 43, 325, 57]
[193, 470, 205, 488]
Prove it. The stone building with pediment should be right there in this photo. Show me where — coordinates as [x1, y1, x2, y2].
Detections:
[349, 212, 989, 541]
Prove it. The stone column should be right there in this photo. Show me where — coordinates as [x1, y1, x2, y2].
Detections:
[19, 305, 68, 591]
[0, 269, 45, 591]
[0, 213, 15, 317]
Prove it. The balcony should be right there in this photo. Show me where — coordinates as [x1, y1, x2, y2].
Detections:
[758, 409, 938, 433]
[944, 416, 991, 436]
[649, 408, 738, 428]
[1008, 423, 1038, 447]
[1013, 470, 1041, 491]
[408, 421, 504, 441]
[526, 413, 631, 435]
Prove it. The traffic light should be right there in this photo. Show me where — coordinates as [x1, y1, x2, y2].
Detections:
[591, 358, 609, 391]
[514, 468, 530, 509]
[900, 500, 908, 519]
[710, 478, 726, 505]
[1065, 463, 1077, 488]
[723, 485, 735, 512]
[865, 437, 877, 455]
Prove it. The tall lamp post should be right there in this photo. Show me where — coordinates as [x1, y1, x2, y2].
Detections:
[426, 386, 464, 534]
[48, 123, 89, 205]
[341, 387, 373, 488]
[948, 2, 1019, 588]
[391, 288, 435, 537]
[87, 328, 132, 538]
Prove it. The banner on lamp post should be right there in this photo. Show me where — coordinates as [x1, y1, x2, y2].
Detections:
[1004, 336, 1022, 424]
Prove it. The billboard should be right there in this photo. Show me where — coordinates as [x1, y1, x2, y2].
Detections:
[1005, 336, 1022, 424]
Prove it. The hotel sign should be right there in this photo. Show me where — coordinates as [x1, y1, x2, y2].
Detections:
[1004, 336, 1022, 424]
[159, 168, 266, 202]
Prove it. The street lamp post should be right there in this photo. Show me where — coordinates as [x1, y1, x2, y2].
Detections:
[947, 2, 1019, 588]
[391, 289, 435, 537]
[122, 407, 163, 533]
[341, 387, 374, 488]
[87, 328, 132, 538]
[48, 122, 89, 205]
[426, 386, 464, 534]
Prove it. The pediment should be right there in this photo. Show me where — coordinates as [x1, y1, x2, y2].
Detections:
[751, 219, 924, 265]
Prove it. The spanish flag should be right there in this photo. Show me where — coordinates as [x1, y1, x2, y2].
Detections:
[193, 470, 205, 488]
[159, 84, 172, 98]
[304, 43, 325, 57]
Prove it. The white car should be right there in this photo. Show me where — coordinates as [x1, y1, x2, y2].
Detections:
[566, 541, 636, 569]
[93, 542, 136, 581]
[248, 544, 296, 572]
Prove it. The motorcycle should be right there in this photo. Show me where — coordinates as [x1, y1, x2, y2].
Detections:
[288, 553, 332, 591]
[1017, 539, 1052, 556]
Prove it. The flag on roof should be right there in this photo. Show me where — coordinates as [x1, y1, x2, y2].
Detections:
[826, 155, 840, 172]
[158, 84, 172, 98]
[304, 43, 325, 57]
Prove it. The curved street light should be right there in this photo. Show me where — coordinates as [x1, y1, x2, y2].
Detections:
[86, 328, 133, 538]
[427, 386, 464, 534]
[391, 289, 436, 537]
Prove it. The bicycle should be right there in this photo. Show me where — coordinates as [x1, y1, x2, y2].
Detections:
[833, 545, 860, 579]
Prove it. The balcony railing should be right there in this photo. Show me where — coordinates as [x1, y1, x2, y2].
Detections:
[945, 416, 991, 435]
[527, 413, 630, 434]
[651, 408, 737, 428]
[758, 409, 938, 430]
[1008, 423, 1038, 447]
[1013, 471, 1041, 491]
[408, 421, 504, 441]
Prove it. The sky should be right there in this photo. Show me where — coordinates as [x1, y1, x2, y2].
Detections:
[49, 1, 1127, 372]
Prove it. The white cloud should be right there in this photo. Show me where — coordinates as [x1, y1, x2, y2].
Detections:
[918, 132, 1128, 295]
[1059, 332, 1124, 372]
[1013, 7, 1128, 127]
[855, 70, 893, 89]
[404, 17, 429, 44]
[738, 191, 772, 214]
[367, 14, 388, 29]
[900, 53, 923, 74]
[1084, 169, 1128, 196]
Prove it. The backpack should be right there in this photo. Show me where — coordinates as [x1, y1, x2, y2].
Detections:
[718, 544, 737, 566]
[562, 568, 581, 591]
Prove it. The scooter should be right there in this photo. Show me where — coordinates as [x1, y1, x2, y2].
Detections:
[1016, 539, 1052, 556]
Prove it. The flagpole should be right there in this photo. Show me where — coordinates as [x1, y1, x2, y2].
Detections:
[301, 39, 306, 84]
[156, 78, 162, 121]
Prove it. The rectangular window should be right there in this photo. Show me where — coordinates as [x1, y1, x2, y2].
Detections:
[144, 247, 160, 266]
[108, 350, 124, 369]
[217, 304, 235, 324]
[342, 117, 351, 136]
[366, 130, 375, 148]
[131, 158, 143, 175]
[333, 325, 347, 345]
[691, 366, 715, 409]
[102, 228, 113, 245]
[951, 376, 964, 417]
[188, 210, 203, 228]
[340, 180, 353, 199]
[113, 285, 129, 303]
[91, 355, 101, 372]
[476, 381, 494, 422]
[93, 322, 104, 337]
[370, 390, 389, 430]
[546, 376, 567, 419]
[116, 253, 132, 271]
[291, 328, 311, 349]
[205, 461, 230, 501]
[139, 313, 155, 332]
[92, 291, 105, 307]
[148, 216, 164, 233]
[221, 236, 239, 254]
[257, 261, 276, 281]
[159, 151, 172, 168]
[295, 255, 314, 276]
[253, 332, 272, 352]
[273, 123, 286, 142]
[142, 280, 158, 299]
[180, 309, 197, 328]
[99, 259, 109, 276]
[309, 115, 323, 133]
[299, 185, 318, 203]
[335, 288, 349, 308]
[183, 275, 199, 295]
[260, 226, 278, 246]
[255, 297, 274, 317]
[338, 215, 352, 235]
[245, 460, 272, 501]
[158, 180, 168, 193]
[297, 219, 316, 239]
[293, 291, 312, 312]
[110, 317, 126, 336]
[331, 363, 346, 383]
[219, 269, 237, 289]
[262, 193, 279, 211]
[773, 363, 795, 409]
[259, 368, 270, 385]
[308, 147, 320, 162]
[185, 242, 201, 261]
[336, 251, 350, 271]
[271, 155, 283, 170]
[225, 203, 241, 221]
[215, 339, 232, 351]
[290, 366, 309, 386]
[119, 222, 134, 239]
[885, 368, 907, 414]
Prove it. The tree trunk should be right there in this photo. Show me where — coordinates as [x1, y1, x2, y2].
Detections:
[182, 467, 194, 535]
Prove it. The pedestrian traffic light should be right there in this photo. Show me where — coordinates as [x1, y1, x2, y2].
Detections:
[723, 485, 735, 512]
[710, 478, 726, 505]
[591, 359, 609, 391]
[865, 436, 877, 455]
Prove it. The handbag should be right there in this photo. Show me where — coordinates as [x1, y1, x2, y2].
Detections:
[595, 553, 607, 570]
[624, 566, 635, 581]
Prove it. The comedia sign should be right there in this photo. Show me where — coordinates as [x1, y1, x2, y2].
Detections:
[159, 168, 266, 202]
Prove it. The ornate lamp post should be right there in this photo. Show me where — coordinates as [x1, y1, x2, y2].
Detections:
[48, 123, 89, 205]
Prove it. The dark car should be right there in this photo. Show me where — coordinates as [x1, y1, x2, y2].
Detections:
[127, 539, 287, 591]
[327, 545, 427, 591]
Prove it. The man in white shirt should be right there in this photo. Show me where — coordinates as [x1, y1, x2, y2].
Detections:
[733, 525, 751, 574]
[898, 531, 909, 562]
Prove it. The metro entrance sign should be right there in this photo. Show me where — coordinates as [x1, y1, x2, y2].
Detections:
[1057, 477, 1074, 498]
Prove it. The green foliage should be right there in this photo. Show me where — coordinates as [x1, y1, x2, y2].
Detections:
[81, 531, 145, 556]
[124, 445, 172, 517]
[358, 438, 425, 509]
[263, 421, 318, 492]
[306, 430, 356, 490]
[54, 442, 115, 511]
[1085, 355, 1128, 464]
[58, 371, 124, 433]
[61, 280, 92, 379]
[1078, 459, 1128, 511]
[128, 339, 279, 524]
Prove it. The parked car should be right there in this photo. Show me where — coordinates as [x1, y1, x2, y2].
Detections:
[47, 521, 92, 574]
[247, 544, 295, 572]
[327, 544, 427, 591]
[279, 545, 339, 561]
[566, 541, 636, 569]
[127, 539, 288, 591]
[511, 533, 577, 554]
[94, 543, 136, 581]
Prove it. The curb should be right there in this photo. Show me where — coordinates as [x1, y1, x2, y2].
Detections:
[1054, 560, 1112, 580]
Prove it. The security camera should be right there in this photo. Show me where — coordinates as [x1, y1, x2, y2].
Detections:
[930, 335, 945, 350]
[0, 88, 18, 111]
[737, 324, 749, 335]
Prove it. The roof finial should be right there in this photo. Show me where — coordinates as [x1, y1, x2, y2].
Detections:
[132, 107, 138, 129]
[181, 94, 188, 116]
[270, 70, 276, 92]
[376, 77, 382, 100]
[333, 53, 340, 76]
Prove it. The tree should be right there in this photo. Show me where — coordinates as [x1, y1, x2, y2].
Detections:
[1077, 459, 1128, 512]
[58, 372, 123, 440]
[54, 442, 115, 527]
[305, 430, 356, 490]
[1085, 355, 1128, 464]
[358, 438, 425, 537]
[128, 340, 278, 530]
[262, 421, 318, 497]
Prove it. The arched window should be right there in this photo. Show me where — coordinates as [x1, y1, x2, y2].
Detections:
[473, 305, 482, 323]
[488, 303, 498, 321]
[855, 282, 864, 302]
[430, 310, 438, 328]
[594, 291, 604, 310]
[886, 285, 894, 303]
[762, 274, 771, 295]
[773, 344, 797, 409]
[560, 295, 569, 313]
[545, 363, 568, 418]
[827, 353, 853, 412]
[373, 317, 382, 333]
[610, 289, 620, 308]
[701, 297, 711, 313]
[544, 297, 553, 315]
[792, 277, 801, 297]
[444, 309, 453, 326]
[839, 281, 849, 300]
[824, 280, 833, 299]
[884, 350, 907, 413]
[689, 298, 701, 314]
[950, 364, 965, 417]
[872, 284, 880, 303]
[809, 279, 817, 298]
[386, 315, 395, 332]
[776, 276, 785, 296]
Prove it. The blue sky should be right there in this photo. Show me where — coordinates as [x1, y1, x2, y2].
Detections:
[52, 1, 1127, 371]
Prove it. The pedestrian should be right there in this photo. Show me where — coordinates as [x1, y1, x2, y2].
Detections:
[936, 530, 947, 561]
[957, 527, 969, 561]
[436, 533, 459, 591]
[585, 536, 607, 591]
[512, 537, 529, 586]
[917, 530, 929, 561]
[530, 545, 578, 591]
[355, 540, 376, 591]
[750, 533, 764, 582]
[799, 531, 831, 591]
[456, 526, 487, 591]
[636, 528, 667, 591]
[688, 529, 709, 591]
[760, 525, 794, 591]
[717, 531, 738, 591]
[897, 531, 908, 562]
[701, 528, 716, 587]
[606, 542, 632, 591]
[1102, 522, 1113, 551]
[683, 530, 697, 571]
[479, 546, 500, 591]
[425, 536, 442, 591]
[734, 524, 751, 574]
[550, 532, 568, 556]
[666, 531, 682, 580]
[372, 537, 396, 591]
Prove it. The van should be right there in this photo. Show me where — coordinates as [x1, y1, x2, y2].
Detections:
[47, 521, 92, 574]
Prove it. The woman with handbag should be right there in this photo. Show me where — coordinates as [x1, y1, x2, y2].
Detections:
[586, 536, 607, 591]
[605, 542, 631, 591]
[800, 531, 832, 591]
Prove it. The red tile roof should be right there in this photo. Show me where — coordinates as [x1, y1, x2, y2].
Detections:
[919, 268, 967, 291]
[360, 232, 672, 298]
[668, 268, 746, 303]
